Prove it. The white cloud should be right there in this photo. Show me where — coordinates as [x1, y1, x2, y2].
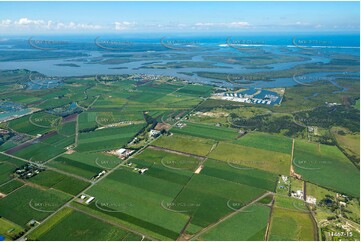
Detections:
[194, 21, 250, 29]
[15, 18, 45, 25]
[114, 21, 135, 31]
[0, 18, 108, 31]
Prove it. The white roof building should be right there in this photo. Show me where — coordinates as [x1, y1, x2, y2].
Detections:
[116, 148, 127, 156]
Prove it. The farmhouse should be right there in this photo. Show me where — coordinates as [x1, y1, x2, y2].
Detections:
[291, 189, 304, 200]
[306, 196, 317, 205]
[149, 129, 161, 138]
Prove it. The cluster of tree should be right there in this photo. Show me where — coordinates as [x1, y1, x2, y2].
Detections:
[0, 131, 14, 145]
[294, 106, 360, 133]
[230, 113, 305, 137]
[79, 126, 97, 133]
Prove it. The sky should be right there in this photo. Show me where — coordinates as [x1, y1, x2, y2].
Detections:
[0, 1, 359, 34]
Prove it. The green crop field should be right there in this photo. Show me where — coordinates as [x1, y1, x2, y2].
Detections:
[13, 135, 71, 163]
[29, 170, 90, 195]
[234, 132, 293, 154]
[201, 204, 270, 241]
[0, 140, 18, 152]
[82, 169, 190, 240]
[57, 121, 76, 137]
[0, 185, 71, 227]
[268, 195, 315, 241]
[134, 148, 201, 173]
[78, 111, 98, 131]
[31, 207, 141, 241]
[201, 159, 278, 192]
[209, 142, 291, 175]
[49, 152, 121, 179]
[171, 122, 239, 141]
[0, 154, 25, 185]
[0, 162, 17, 185]
[8, 114, 54, 136]
[172, 174, 266, 234]
[0, 217, 25, 240]
[0, 179, 24, 194]
[76, 123, 145, 152]
[293, 140, 360, 197]
[153, 134, 216, 157]
[174, 84, 213, 97]
[29, 112, 62, 129]
[268, 207, 315, 241]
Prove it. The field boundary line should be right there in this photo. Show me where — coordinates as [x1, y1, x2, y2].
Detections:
[68, 204, 155, 241]
[148, 145, 206, 160]
[189, 191, 273, 241]
[264, 195, 275, 241]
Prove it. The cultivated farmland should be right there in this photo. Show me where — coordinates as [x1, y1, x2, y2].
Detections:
[293, 140, 360, 196]
[209, 142, 291, 175]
